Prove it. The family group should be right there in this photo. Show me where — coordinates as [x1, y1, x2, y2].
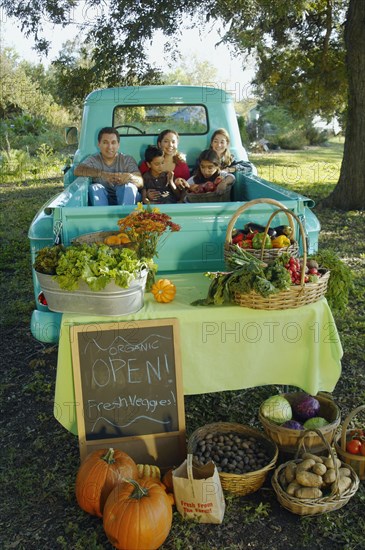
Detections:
[74, 127, 237, 206]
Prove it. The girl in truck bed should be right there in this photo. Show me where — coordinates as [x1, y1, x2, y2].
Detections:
[186, 149, 235, 196]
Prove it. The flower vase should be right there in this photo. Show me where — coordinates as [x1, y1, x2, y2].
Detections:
[146, 268, 156, 292]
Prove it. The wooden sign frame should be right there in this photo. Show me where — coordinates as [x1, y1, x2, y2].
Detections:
[70, 319, 186, 466]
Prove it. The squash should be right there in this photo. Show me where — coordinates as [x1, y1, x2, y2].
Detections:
[137, 464, 161, 480]
[151, 279, 176, 303]
[104, 233, 131, 246]
[103, 478, 173, 550]
[75, 448, 138, 517]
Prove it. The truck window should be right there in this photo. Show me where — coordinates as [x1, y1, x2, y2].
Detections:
[113, 104, 208, 135]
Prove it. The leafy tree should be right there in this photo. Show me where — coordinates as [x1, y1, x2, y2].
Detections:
[163, 55, 219, 85]
[2, 0, 364, 208]
[0, 48, 72, 152]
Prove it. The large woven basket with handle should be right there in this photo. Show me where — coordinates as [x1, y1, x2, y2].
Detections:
[272, 429, 359, 516]
[334, 405, 365, 481]
[229, 205, 330, 310]
[224, 198, 299, 263]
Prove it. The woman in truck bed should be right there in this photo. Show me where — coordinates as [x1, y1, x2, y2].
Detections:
[139, 129, 190, 186]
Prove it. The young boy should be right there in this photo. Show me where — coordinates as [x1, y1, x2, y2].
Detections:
[142, 146, 185, 204]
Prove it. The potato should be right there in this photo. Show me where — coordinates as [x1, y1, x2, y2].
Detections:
[332, 476, 352, 495]
[312, 463, 327, 476]
[295, 487, 323, 499]
[302, 453, 324, 463]
[323, 468, 336, 485]
[286, 481, 302, 496]
[284, 462, 297, 484]
[324, 456, 342, 469]
[339, 467, 351, 478]
[296, 458, 316, 473]
[279, 470, 287, 490]
[296, 470, 323, 488]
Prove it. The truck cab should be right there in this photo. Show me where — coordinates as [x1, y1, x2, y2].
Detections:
[29, 85, 320, 343]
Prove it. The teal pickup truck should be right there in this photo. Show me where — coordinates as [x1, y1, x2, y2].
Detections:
[29, 85, 320, 343]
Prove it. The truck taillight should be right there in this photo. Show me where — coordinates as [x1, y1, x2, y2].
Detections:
[38, 292, 48, 306]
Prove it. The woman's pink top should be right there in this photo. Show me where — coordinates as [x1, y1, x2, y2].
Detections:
[139, 160, 190, 179]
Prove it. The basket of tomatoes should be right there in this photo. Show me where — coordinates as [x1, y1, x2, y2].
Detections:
[334, 405, 365, 480]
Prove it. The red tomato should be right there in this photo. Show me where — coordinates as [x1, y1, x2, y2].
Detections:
[361, 442, 365, 456]
[346, 439, 362, 455]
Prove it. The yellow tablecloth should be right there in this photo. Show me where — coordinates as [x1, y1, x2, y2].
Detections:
[54, 272, 342, 435]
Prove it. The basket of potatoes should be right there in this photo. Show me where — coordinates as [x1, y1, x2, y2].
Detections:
[188, 422, 278, 496]
[272, 428, 359, 515]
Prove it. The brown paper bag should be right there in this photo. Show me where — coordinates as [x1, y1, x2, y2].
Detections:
[172, 454, 225, 523]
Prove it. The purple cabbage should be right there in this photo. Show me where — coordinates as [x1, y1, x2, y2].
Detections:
[281, 420, 304, 430]
[291, 394, 320, 421]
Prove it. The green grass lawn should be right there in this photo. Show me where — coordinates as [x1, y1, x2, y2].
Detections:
[250, 137, 344, 200]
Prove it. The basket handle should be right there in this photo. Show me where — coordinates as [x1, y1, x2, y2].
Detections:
[260, 209, 307, 285]
[186, 453, 196, 498]
[340, 404, 365, 451]
[296, 428, 341, 499]
[225, 198, 296, 246]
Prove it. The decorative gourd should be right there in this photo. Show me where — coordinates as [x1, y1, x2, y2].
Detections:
[137, 464, 161, 480]
[162, 469, 174, 493]
[75, 448, 138, 517]
[103, 478, 173, 550]
[151, 279, 176, 303]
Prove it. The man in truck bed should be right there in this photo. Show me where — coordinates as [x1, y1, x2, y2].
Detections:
[74, 127, 143, 205]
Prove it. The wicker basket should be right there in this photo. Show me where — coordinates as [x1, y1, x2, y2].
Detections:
[272, 429, 359, 515]
[334, 405, 365, 481]
[259, 392, 341, 455]
[224, 198, 299, 263]
[229, 206, 330, 310]
[72, 231, 135, 249]
[185, 185, 232, 203]
[188, 422, 278, 496]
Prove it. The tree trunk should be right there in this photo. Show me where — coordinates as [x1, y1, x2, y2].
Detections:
[323, 0, 365, 210]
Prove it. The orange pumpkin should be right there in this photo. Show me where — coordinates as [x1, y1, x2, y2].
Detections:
[104, 233, 131, 246]
[104, 234, 123, 246]
[103, 478, 173, 550]
[151, 279, 176, 303]
[75, 448, 138, 517]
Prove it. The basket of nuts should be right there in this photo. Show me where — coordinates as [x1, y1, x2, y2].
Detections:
[188, 422, 278, 495]
[272, 428, 359, 515]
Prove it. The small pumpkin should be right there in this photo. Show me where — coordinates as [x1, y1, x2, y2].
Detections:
[75, 448, 138, 517]
[104, 234, 123, 246]
[151, 279, 176, 303]
[104, 233, 131, 246]
[137, 464, 161, 480]
[103, 478, 173, 550]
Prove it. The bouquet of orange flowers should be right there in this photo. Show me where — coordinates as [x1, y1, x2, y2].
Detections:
[117, 203, 181, 288]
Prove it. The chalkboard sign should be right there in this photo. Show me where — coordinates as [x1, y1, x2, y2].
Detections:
[70, 319, 186, 467]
